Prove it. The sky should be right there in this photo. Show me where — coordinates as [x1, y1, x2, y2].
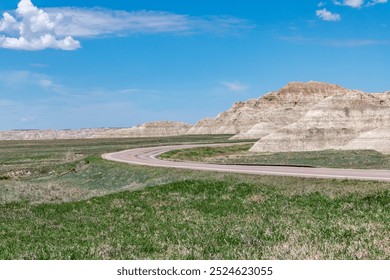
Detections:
[0, 0, 389, 130]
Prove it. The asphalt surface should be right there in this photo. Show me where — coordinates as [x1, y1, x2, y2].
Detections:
[102, 144, 390, 182]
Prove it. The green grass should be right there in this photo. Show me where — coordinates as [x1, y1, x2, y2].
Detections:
[160, 143, 254, 162]
[0, 135, 236, 204]
[160, 144, 390, 169]
[1, 136, 390, 259]
[0, 135, 235, 179]
[0, 179, 389, 259]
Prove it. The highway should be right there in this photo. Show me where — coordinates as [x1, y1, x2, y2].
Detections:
[102, 144, 390, 182]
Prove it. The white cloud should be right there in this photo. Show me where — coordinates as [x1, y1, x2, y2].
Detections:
[333, 0, 387, 7]
[0, 0, 252, 51]
[44, 8, 252, 37]
[316, 8, 342, 21]
[0, 12, 18, 31]
[334, 0, 365, 8]
[0, 0, 80, 50]
[41, 8, 189, 37]
[221, 81, 249, 92]
[367, 0, 388, 6]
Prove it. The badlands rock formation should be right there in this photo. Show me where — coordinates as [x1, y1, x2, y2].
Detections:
[96, 121, 193, 138]
[188, 80, 390, 154]
[342, 127, 390, 154]
[0, 128, 111, 141]
[250, 84, 390, 153]
[187, 81, 348, 138]
[233, 82, 349, 140]
[0, 121, 193, 140]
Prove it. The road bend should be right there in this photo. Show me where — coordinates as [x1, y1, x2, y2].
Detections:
[102, 144, 390, 182]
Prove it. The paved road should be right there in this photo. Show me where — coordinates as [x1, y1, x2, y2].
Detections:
[102, 144, 390, 182]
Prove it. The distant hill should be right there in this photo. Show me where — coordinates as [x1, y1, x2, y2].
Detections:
[0, 121, 193, 140]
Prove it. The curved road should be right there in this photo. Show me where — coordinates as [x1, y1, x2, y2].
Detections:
[102, 144, 390, 182]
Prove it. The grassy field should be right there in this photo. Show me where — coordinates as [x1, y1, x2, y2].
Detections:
[1, 136, 389, 259]
[160, 144, 390, 169]
[0, 135, 235, 204]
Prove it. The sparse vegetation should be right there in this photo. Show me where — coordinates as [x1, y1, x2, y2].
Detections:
[1, 136, 389, 259]
[0, 135, 235, 204]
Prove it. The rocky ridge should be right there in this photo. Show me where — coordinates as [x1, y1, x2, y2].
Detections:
[250, 85, 390, 153]
[96, 121, 193, 138]
[231, 81, 349, 139]
[186, 81, 350, 139]
[0, 128, 109, 141]
[0, 121, 193, 140]
[188, 81, 390, 154]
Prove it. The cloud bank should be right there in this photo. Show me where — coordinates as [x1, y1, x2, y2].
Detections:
[0, 0, 252, 51]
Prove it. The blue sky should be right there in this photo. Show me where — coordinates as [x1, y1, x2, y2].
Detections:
[0, 0, 389, 130]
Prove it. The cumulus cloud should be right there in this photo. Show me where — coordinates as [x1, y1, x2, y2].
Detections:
[221, 81, 249, 92]
[0, 0, 80, 50]
[0, 0, 252, 51]
[316, 8, 342, 21]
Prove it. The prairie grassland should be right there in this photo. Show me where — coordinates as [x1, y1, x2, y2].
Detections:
[0, 135, 234, 204]
[1, 179, 389, 259]
[0, 136, 389, 259]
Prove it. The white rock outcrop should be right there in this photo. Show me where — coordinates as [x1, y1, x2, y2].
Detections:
[231, 81, 349, 140]
[96, 121, 193, 138]
[0, 121, 193, 140]
[250, 84, 390, 153]
[342, 127, 390, 154]
[186, 81, 348, 138]
[0, 128, 111, 140]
